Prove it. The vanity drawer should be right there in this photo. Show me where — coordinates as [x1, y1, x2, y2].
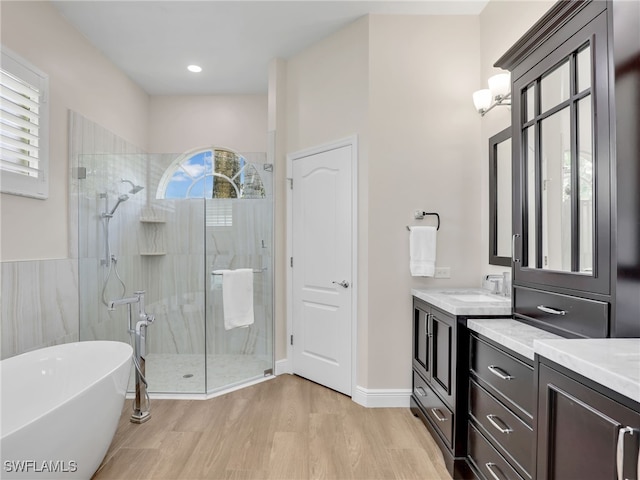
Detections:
[470, 335, 534, 421]
[513, 286, 609, 338]
[469, 379, 533, 477]
[412, 371, 453, 448]
[468, 423, 525, 480]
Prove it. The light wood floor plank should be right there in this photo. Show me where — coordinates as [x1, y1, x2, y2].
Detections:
[92, 374, 452, 480]
[267, 431, 308, 480]
[148, 431, 203, 479]
[94, 448, 160, 480]
[308, 413, 354, 480]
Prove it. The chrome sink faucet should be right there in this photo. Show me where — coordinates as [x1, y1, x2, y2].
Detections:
[484, 274, 503, 294]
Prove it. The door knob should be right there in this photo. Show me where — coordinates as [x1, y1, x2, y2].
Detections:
[332, 280, 350, 288]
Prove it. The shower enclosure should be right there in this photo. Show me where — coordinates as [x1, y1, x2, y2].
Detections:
[77, 149, 273, 395]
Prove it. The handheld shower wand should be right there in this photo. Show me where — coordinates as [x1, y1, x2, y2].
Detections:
[103, 194, 130, 217]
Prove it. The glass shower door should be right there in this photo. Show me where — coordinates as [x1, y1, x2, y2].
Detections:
[205, 153, 274, 393]
[77, 148, 273, 397]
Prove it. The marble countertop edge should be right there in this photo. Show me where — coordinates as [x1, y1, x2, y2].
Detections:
[411, 288, 511, 316]
[534, 338, 640, 404]
[467, 318, 563, 360]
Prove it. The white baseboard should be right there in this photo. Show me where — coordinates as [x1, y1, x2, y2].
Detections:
[275, 358, 292, 375]
[352, 385, 412, 408]
[274, 359, 410, 408]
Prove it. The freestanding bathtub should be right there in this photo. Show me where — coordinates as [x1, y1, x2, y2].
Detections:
[1, 341, 132, 479]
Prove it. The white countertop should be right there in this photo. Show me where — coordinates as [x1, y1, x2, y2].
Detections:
[412, 288, 511, 316]
[534, 338, 640, 404]
[466, 318, 640, 405]
[467, 318, 563, 360]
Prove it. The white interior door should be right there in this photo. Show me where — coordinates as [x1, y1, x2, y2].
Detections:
[291, 142, 354, 396]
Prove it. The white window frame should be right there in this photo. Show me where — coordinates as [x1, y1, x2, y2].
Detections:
[1, 46, 49, 199]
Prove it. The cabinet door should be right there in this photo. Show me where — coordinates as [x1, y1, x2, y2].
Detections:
[430, 309, 455, 407]
[537, 364, 640, 480]
[511, 4, 610, 295]
[413, 303, 430, 381]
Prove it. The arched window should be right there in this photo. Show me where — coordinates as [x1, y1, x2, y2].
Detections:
[156, 147, 265, 200]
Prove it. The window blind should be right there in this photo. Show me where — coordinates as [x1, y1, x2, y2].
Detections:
[0, 47, 49, 199]
[207, 199, 233, 227]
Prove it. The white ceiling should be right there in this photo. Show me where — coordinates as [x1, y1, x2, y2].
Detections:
[52, 0, 489, 96]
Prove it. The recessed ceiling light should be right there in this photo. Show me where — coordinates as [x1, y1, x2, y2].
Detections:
[187, 65, 202, 73]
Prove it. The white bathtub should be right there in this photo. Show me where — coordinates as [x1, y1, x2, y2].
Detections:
[1, 341, 132, 479]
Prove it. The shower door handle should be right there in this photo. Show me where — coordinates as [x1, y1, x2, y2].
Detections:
[332, 280, 350, 288]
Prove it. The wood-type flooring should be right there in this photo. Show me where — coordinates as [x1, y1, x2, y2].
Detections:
[92, 374, 452, 480]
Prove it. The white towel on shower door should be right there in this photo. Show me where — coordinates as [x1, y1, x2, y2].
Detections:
[409, 226, 437, 277]
[221, 269, 254, 330]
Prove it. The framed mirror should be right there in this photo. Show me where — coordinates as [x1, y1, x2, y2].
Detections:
[489, 127, 512, 266]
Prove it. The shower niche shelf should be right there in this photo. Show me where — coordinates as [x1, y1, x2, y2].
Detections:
[139, 208, 166, 224]
[140, 217, 166, 224]
[138, 209, 166, 256]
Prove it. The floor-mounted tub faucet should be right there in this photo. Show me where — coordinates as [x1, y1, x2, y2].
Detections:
[108, 291, 154, 423]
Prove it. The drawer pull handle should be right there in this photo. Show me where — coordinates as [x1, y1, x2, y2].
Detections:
[616, 426, 639, 480]
[485, 463, 506, 480]
[414, 386, 427, 397]
[486, 414, 513, 434]
[430, 408, 448, 422]
[487, 365, 514, 381]
[537, 305, 567, 316]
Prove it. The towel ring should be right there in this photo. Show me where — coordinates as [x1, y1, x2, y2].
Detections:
[407, 211, 440, 231]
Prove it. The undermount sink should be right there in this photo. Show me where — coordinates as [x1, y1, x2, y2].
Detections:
[446, 293, 502, 303]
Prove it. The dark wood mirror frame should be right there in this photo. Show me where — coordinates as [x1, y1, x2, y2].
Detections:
[489, 127, 512, 267]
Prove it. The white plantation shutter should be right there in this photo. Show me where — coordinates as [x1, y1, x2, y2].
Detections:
[0, 47, 49, 199]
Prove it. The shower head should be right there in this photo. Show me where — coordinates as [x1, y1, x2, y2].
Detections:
[108, 194, 129, 216]
[121, 179, 144, 195]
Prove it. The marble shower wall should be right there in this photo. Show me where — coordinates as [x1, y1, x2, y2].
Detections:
[1, 259, 79, 359]
[78, 150, 274, 364]
[0, 112, 144, 360]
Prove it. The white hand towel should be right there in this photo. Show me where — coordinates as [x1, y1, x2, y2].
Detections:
[409, 226, 437, 277]
[221, 269, 254, 330]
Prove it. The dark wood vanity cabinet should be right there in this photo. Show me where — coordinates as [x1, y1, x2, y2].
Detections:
[537, 360, 640, 480]
[496, 0, 640, 338]
[467, 333, 535, 480]
[413, 298, 456, 407]
[411, 297, 471, 479]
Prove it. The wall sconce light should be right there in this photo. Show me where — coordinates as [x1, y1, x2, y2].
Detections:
[473, 72, 511, 116]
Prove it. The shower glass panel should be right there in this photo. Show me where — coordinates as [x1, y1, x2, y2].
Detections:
[205, 152, 274, 393]
[77, 151, 273, 396]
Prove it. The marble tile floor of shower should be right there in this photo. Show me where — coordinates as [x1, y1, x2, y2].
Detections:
[128, 353, 273, 394]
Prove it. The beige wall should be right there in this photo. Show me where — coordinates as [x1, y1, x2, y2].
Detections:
[283, 14, 482, 390]
[268, 58, 289, 362]
[478, 0, 556, 276]
[0, 1, 149, 262]
[368, 14, 482, 388]
[282, 5, 557, 391]
[148, 95, 268, 153]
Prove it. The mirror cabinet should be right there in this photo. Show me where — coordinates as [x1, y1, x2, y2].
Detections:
[496, 0, 640, 338]
[489, 127, 512, 267]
